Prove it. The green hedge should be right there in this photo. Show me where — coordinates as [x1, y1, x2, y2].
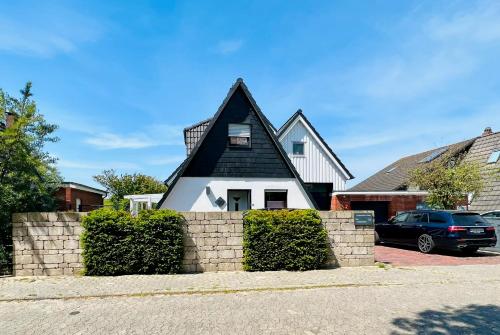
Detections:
[81, 208, 184, 276]
[243, 209, 329, 271]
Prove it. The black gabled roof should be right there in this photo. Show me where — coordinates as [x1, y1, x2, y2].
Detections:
[157, 78, 318, 209]
[277, 109, 354, 180]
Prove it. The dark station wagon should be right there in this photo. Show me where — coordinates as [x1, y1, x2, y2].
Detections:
[375, 210, 497, 254]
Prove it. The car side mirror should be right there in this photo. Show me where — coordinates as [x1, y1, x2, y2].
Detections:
[388, 216, 395, 224]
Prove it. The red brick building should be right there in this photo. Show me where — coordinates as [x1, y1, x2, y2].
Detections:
[55, 182, 107, 212]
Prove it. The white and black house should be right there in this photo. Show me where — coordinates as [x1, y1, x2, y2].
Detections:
[157, 79, 352, 212]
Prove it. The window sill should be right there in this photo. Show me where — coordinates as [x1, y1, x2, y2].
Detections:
[292, 155, 306, 158]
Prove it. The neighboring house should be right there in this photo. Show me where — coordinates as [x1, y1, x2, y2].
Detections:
[276, 110, 353, 209]
[0, 112, 16, 131]
[159, 78, 350, 211]
[463, 128, 500, 212]
[334, 127, 499, 222]
[56, 182, 107, 212]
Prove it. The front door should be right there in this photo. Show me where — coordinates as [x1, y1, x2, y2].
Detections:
[227, 190, 251, 211]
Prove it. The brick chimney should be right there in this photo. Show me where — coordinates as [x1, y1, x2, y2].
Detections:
[482, 127, 493, 137]
[6, 112, 16, 128]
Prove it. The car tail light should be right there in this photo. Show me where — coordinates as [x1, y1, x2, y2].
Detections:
[486, 226, 496, 231]
[448, 226, 466, 232]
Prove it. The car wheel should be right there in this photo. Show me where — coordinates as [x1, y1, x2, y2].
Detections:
[417, 234, 435, 253]
[461, 247, 479, 255]
[375, 231, 380, 244]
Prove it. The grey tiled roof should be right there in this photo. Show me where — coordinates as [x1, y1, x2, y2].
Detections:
[349, 139, 476, 192]
[464, 132, 500, 212]
[184, 118, 211, 155]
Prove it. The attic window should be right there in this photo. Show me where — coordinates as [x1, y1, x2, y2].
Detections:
[228, 123, 251, 147]
[386, 166, 397, 173]
[293, 142, 305, 155]
[418, 147, 448, 163]
[488, 150, 500, 164]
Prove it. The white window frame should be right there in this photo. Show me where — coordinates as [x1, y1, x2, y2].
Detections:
[292, 141, 305, 156]
[228, 123, 251, 148]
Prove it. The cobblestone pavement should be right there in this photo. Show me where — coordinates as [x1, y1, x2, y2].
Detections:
[1, 265, 500, 334]
[375, 245, 500, 266]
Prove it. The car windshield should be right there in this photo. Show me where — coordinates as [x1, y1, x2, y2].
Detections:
[452, 213, 488, 226]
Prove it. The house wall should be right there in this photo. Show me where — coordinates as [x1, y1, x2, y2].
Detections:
[12, 211, 374, 276]
[331, 194, 427, 218]
[55, 187, 104, 212]
[279, 119, 347, 189]
[161, 177, 314, 211]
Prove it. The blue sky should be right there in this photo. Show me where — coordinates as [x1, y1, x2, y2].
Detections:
[1, 0, 500, 189]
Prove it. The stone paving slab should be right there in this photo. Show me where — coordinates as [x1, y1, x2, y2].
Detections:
[375, 245, 500, 266]
[1, 264, 500, 301]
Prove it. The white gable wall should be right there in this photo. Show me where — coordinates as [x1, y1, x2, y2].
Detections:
[279, 118, 348, 190]
[160, 177, 314, 211]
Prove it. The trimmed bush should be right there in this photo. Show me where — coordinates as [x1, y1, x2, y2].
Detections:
[243, 209, 329, 271]
[81, 208, 184, 276]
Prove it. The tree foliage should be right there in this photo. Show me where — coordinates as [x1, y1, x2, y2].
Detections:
[409, 154, 483, 209]
[93, 169, 167, 209]
[0, 83, 61, 271]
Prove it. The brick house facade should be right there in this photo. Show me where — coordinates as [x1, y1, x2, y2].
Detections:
[55, 182, 106, 212]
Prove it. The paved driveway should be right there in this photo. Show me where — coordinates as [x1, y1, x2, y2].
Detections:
[375, 245, 500, 266]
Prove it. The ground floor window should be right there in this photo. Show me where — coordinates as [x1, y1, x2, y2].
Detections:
[265, 190, 287, 209]
[227, 190, 251, 211]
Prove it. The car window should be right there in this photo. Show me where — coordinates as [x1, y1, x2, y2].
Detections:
[419, 213, 429, 223]
[393, 213, 409, 223]
[452, 213, 488, 226]
[429, 212, 448, 223]
[407, 213, 424, 222]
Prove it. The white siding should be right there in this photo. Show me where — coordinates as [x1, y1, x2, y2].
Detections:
[279, 118, 348, 190]
[160, 177, 314, 211]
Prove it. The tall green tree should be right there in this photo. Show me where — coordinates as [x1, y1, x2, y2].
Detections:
[93, 169, 167, 209]
[0, 83, 61, 272]
[409, 153, 484, 209]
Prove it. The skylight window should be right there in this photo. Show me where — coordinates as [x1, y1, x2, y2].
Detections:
[386, 166, 397, 173]
[487, 150, 500, 164]
[418, 147, 448, 163]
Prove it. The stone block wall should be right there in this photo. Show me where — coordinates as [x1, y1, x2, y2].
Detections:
[12, 212, 85, 276]
[12, 210, 374, 276]
[180, 211, 244, 272]
[320, 211, 374, 267]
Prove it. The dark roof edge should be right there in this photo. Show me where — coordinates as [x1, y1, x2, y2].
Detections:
[157, 78, 318, 209]
[277, 109, 355, 180]
[61, 182, 107, 195]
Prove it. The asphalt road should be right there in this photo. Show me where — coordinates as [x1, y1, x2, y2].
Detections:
[1, 278, 499, 334]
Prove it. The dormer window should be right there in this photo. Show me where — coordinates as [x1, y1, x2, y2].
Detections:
[228, 123, 251, 147]
[293, 142, 305, 156]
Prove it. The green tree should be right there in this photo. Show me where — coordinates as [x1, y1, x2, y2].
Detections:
[0, 83, 61, 272]
[93, 169, 167, 210]
[409, 154, 483, 209]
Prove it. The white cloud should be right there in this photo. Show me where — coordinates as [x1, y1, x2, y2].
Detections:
[0, 6, 103, 57]
[426, 2, 500, 43]
[58, 159, 138, 170]
[214, 39, 244, 55]
[83, 124, 184, 150]
[351, 1, 500, 101]
[147, 155, 185, 166]
[85, 133, 157, 149]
